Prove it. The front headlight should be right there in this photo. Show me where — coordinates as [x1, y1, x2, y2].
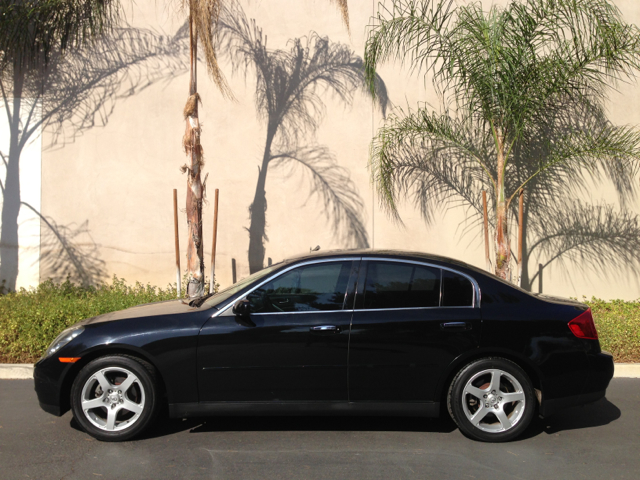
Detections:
[43, 325, 85, 359]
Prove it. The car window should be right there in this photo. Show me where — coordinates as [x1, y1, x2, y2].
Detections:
[247, 261, 352, 313]
[441, 270, 474, 307]
[200, 263, 281, 308]
[362, 261, 440, 309]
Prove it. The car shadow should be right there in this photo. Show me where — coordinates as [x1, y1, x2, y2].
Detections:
[518, 397, 621, 440]
[71, 397, 621, 441]
[139, 414, 458, 440]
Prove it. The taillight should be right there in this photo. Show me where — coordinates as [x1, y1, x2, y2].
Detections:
[568, 308, 598, 340]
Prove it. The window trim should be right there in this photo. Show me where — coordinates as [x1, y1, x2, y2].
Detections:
[358, 257, 481, 310]
[214, 257, 361, 317]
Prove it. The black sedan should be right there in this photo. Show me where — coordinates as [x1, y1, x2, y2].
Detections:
[34, 250, 613, 442]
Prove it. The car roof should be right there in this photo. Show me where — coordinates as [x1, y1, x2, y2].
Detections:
[281, 248, 480, 273]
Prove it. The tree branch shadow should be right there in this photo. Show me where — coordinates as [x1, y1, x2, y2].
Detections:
[219, 2, 388, 272]
[21, 202, 106, 286]
[0, 23, 190, 289]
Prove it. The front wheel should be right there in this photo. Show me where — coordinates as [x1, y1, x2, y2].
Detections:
[447, 357, 535, 442]
[70, 355, 159, 441]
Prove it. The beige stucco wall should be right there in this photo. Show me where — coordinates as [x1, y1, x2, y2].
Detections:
[35, 0, 640, 300]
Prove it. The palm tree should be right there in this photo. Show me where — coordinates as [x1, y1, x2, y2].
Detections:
[219, 3, 387, 273]
[364, 0, 640, 281]
[0, 0, 121, 290]
[179, 0, 350, 296]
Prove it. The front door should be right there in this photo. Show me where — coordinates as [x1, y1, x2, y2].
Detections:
[197, 259, 359, 402]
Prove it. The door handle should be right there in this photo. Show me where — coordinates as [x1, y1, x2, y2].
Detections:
[310, 325, 340, 333]
[440, 322, 470, 330]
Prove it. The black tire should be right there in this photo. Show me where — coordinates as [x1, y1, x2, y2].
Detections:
[447, 357, 535, 442]
[70, 355, 160, 442]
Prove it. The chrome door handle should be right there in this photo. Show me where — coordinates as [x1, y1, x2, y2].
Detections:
[310, 325, 340, 333]
[440, 322, 470, 330]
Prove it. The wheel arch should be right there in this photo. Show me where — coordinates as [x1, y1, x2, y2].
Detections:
[58, 345, 167, 416]
[436, 349, 544, 413]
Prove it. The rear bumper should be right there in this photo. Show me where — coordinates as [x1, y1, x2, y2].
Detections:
[541, 351, 614, 417]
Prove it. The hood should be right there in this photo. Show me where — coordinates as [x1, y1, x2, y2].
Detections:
[82, 299, 206, 325]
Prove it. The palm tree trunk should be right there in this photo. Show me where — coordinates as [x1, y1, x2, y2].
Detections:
[520, 201, 531, 291]
[494, 131, 511, 280]
[248, 129, 275, 274]
[183, 10, 205, 298]
[0, 65, 25, 291]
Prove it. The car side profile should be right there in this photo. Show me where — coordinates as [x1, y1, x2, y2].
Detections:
[34, 250, 614, 442]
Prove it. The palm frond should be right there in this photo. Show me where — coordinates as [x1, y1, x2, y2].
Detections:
[513, 125, 640, 206]
[328, 0, 350, 32]
[271, 146, 369, 248]
[184, 0, 233, 98]
[370, 106, 494, 221]
[528, 200, 640, 281]
[0, 0, 121, 71]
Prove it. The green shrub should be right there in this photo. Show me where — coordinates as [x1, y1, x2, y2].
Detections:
[586, 298, 640, 363]
[0, 277, 178, 363]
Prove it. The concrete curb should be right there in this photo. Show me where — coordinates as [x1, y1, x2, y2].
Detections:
[0, 364, 34, 379]
[1, 363, 640, 380]
[613, 363, 640, 378]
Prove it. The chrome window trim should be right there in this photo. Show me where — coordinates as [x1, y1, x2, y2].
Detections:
[359, 256, 481, 308]
[355, 306, 475, 313]
[212, 257, 360, 317]
[250, 309, 348, 316]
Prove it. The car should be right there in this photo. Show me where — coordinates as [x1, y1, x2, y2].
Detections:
[34, 249, 614, 442]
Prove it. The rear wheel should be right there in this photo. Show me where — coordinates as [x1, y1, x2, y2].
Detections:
[71, 355, 159, 442]
[447, 357, 535, 442]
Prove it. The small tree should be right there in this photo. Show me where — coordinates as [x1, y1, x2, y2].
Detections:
[364, 0, 640, 280]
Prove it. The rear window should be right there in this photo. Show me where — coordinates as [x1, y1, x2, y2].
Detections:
[362, 261, 441, 309]
[441, 270, 474, 306]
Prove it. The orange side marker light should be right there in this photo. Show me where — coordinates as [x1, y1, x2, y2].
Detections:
[58, 357, 81, 363]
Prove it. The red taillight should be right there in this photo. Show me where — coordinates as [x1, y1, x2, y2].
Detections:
[568, 308, 598, 340]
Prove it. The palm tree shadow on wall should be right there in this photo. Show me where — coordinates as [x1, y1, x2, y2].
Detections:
[21, 202, 106, 286]
[389, 97, 640, 291]
[0, 25, 191, 289]
[219, 3, 389, 273]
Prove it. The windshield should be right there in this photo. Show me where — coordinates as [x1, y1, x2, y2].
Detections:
[201, 263, 282, 308]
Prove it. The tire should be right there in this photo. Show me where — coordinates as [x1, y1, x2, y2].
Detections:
[70, 355, 160, 442]
[447, 357, 535, 442]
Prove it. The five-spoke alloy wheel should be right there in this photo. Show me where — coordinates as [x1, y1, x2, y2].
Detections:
[448, 357, 535, 442]
[71, 355, 159, 441]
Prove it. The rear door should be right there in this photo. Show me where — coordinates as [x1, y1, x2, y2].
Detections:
[348, 259, 482, 402]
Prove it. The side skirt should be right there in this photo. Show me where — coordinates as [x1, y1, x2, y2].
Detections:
[169, 401, 440, 419]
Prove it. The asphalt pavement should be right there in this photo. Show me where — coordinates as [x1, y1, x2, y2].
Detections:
[1, 379, 638, 480]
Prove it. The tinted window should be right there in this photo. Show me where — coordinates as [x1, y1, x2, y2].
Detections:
[441, 270, 474, 306]
[247, 261, 352, 313]
[362, 262, 440, 309]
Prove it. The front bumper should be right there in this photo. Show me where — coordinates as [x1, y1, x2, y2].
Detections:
[33, 356, 71, 417]
[541, 351, 614, 417]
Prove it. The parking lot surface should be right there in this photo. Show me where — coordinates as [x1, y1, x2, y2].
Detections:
[1, 379, 638, 480]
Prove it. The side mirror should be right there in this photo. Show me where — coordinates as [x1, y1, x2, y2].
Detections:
[232, 299, 251, 316]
